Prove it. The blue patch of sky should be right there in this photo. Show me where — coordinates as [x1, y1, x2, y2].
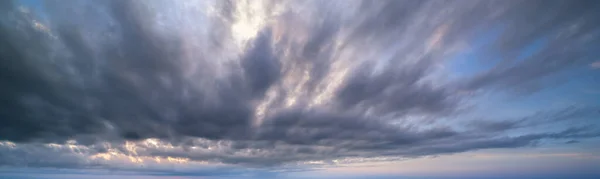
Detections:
[451, 23, 599, 110]
[466, 69, 600, 137]
[448, 27, 550, 80]
[445, 23, 600, 137]
[516, 37, 547, 61]
[447, 25, 505, 79]
[18, 0, 48, 21]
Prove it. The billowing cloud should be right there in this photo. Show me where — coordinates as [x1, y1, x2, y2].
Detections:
[0, 0, 599, 172]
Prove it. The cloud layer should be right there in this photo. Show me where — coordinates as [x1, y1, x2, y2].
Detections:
[1, 0, 599, 171]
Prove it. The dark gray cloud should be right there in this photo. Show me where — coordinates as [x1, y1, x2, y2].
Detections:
[0, 0, 599, 169]
[565, 140, 581, 144]
[466, 105, 598, 132]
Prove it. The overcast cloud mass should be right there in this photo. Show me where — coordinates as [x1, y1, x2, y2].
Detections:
[1, 0, 600, 178]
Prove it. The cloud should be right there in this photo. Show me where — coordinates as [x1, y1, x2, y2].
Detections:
[0, 0, 599, 171]
[591, 61, 600, 69]
[466, 105, 597, 132]
[565, 140, 580, 144]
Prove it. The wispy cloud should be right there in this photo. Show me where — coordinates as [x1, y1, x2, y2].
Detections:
[0, 0, 599, 176]
[591, 61, 600, 69]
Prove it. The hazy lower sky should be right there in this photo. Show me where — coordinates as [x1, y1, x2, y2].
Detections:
[1, 0, 600, 178]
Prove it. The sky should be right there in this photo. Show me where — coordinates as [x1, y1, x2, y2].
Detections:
[1, 0, 600, 178]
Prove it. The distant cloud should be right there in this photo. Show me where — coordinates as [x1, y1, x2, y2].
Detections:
[565, 140, 580, 144]
[591, 61, 600, 69]
[582, 89, 600, 94]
